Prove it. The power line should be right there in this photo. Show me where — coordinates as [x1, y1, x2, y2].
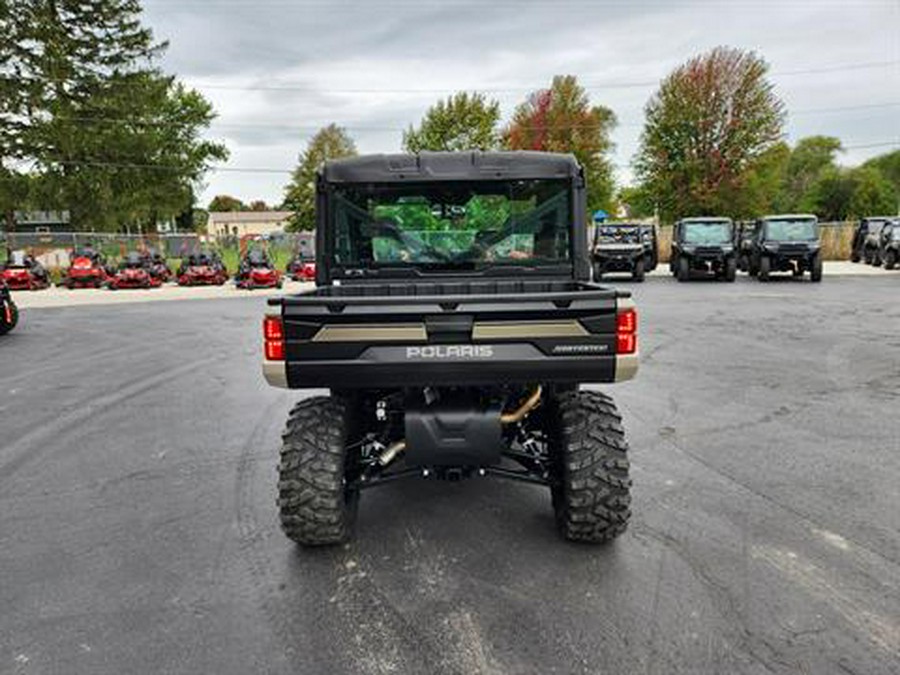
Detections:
[186, 60, 900, 94]
[45, 140, 900, 175]
[15, 101, 900, 134]
[13, 60, 896, 96]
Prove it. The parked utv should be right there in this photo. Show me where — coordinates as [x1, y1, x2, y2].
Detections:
[108, 251, 160, 289]
[262, 151, 638, 546]
[880, 220, 900, 270]
[0, 279, 18, 335]
[236, 249, 282, 289]
[591, 222, 657, 282]
[670, 217, 736, 281]
[177, 252, 228, 286]
[749, 214, 822, 282]
[851, 217, 893, 265]
[1, 250, 51, 290]
[286, 252, 316, 282]
[61, 247, 110, 288]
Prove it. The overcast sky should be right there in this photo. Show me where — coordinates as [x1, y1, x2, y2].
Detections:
[141, 0, 899, 207]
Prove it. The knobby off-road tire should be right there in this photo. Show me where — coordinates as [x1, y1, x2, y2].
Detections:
[885, 250, 897, 270]
[676, 256, 690, 282]
[810, 254, 823, 283]
[632, 257, 645, 282]
[549, 391, 632, 543]
[724, 257, 737, 282]
[758, 256, 771, 281]
[278, 396, 361, 546]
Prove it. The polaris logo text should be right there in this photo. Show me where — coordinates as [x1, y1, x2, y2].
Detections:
[406, 345, 494, 359]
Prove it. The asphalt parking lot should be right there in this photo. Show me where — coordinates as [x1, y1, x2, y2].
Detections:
[1, 275, 898, 675]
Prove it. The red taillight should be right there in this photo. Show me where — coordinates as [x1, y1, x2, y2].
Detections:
[616, 308, 637, 334]
[263, 316, 283, 340]
[616, 307, 637, 355]
[263, 316, 284, 360]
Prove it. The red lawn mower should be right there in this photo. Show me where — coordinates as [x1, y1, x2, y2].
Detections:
[1, 251, 51, 291]
[177, 252, 228, 286]
[286, 253, 316, 282]
[235, 249, 282, 289]
[144, 250, 173, 284]
[108, 252, 161, 290]
[61, 249, 111, 288]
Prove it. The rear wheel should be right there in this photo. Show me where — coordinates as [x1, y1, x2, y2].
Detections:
[278, 396, 361, 546]
[632, 257, 645, 282]
[676, 255, 690, 282]
[549, 391, 631, 543]
[758, 256, 771, 281]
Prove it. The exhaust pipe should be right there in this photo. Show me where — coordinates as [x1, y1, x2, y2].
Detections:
[500, 386, 542, 425]
[378, 440, 406, 466]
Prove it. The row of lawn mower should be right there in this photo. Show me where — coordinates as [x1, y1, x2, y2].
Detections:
[1, 248, 317, 291]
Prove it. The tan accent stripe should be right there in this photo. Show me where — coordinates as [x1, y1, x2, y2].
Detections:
[312, 323, 427, 342]
[472, 320, 589, 339]
[262, 360, 288, 388]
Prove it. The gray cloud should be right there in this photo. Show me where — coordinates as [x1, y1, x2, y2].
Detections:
[142, 0, 899, 205]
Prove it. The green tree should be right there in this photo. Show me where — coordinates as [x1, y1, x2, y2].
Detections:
[282, 124, 357, 231]
[248, 200, 269, 211]
[847, 167, 897, 217]
[403, 92, 501, 152]
[780, 136, 842, 210]
[617, 185, 655, 219]
[804, 166, 896, 220]
[208, 195, 245, 212]
[504, 75, 617, 212]
[737, 141, 791, 214]
[634, 47, 785, 221]
[863, 150, 900, 198]
[1, 0, 226, 230]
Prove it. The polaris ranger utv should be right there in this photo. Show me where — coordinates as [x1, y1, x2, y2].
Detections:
[590, 222, 658, 282]
[749, 214, 822, 282]
[670, 217, 737, 282]
[263, 152, 638, 546]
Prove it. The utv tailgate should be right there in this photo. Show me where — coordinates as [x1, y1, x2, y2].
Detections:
[264, 280, 637, 389]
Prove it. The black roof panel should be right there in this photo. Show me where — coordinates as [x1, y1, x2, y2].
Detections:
[321, 151, 581, 183]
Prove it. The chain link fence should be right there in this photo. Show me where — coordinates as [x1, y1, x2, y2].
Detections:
[2, 223, 855, 275]
[0, 232, 317, 278]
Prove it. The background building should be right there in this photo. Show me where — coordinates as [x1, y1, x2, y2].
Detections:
[207, 211, 293, 237]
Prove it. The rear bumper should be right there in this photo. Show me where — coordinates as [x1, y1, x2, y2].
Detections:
[264, 282, 637, 390]
[265, 347, 638, 389]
